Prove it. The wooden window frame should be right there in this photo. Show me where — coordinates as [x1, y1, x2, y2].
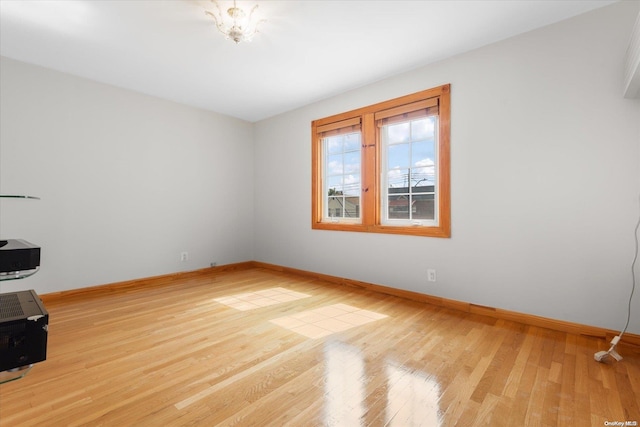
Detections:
[312, 84, 450, 238]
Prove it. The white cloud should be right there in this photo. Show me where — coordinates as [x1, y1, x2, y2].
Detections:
[415, 158, 434, 167]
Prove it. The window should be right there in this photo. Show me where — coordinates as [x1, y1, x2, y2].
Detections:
[312, 84, 450, 237]
[321, 121, 361, 223]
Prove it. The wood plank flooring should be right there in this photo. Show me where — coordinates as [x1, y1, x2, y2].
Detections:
[1, 268, 639, 426]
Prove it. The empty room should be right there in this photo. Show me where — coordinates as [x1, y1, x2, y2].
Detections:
[1, 0, 639, 426]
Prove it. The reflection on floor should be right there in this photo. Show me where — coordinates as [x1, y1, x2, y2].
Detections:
[213, 287, 311, 311]
[270, 303, 387, 338]
[385, 362, 442, 426]
[321, 342, 442, 427]
[323, 342, 366, 425]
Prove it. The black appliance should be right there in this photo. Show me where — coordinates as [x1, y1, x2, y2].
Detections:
[0, 239, 41, 273]
[0, 290, 49, 371]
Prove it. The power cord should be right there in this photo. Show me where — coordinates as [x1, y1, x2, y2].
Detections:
[623, 196, 639, 337]
[594, 194, 640, 362]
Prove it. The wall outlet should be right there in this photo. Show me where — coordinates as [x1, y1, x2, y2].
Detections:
[210, 261, 217, 267]
[180, 252, 188, 262]
[427, 269, 437, 282]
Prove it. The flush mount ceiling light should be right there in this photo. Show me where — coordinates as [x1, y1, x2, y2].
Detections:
[205, 0, 265, 44]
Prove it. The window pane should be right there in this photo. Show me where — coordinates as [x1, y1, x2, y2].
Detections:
[343, 151, 360, 174]
[343, 133, 361, 151]
[327, 138, 342, 154]
[327, 197, 342, 217]
[411, 167, 434, 192]
[326, 153, 343, 175]
[343, 178, 361, 197]
[411, 118, 435, 141]
[388, 196, 409, 219]
[388, 143, 409, 169]
[326, 196, 361, 219]
[412, 194, 435, 220]
[326, 176, 343, 193]
[382, 115, 438, 226]
[344, 196, 360, 218]
[387, 122, 410, 144]
[387, 168, 409, 191]
[322, 132, 361, 221]
[411, 140, 434, 167]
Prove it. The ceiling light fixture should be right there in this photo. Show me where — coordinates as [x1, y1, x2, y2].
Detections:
[205, 0, 265, 44]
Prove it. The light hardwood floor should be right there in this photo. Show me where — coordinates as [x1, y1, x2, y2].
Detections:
[1, 268, 639, 426]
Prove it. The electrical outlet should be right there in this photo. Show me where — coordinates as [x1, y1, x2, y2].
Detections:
[427, 269, 437, 282]
[180, 252, 188, 262]
[210, 261, 217, 267]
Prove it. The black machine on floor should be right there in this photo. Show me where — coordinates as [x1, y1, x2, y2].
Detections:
[0, 238, 48, 373]
[0, 290, 49, 371]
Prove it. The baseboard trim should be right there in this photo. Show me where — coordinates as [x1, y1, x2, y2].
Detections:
[39, 260, 640, 348]
[39, 261, 254, 303]
[250, 261, 640, 348]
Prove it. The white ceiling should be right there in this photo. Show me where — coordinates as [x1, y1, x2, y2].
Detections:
[0, 0, 617, 122]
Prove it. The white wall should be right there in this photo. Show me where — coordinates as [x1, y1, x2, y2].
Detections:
[253, 1, 640, 334]
[1, 2, 638, 335]
[0, 57, 254, 294]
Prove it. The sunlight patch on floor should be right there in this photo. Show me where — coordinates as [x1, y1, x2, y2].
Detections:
[213, 287, 311, 311]
[270, 303, 387, 338]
